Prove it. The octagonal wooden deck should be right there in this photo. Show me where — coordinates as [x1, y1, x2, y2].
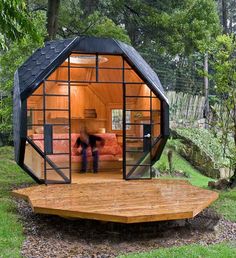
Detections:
[12, 173, 219, 223]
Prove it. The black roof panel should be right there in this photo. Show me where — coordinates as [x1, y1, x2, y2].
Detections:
[115, 40, 166, 100]
[18, 38, 76, 97]
[16, 36, 167, 102]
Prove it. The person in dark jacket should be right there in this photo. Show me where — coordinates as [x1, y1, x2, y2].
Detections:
[74, 128, 104, 173]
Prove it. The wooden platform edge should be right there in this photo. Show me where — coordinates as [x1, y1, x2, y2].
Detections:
[32, 206, 195, 224]
[12, 189, 29, 200]
[11, 181, 220, 224]
[11, 189, 36, 212]
[192, 191, 219, 217]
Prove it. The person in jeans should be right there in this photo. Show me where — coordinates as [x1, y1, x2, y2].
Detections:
[74, 128, 104, 173]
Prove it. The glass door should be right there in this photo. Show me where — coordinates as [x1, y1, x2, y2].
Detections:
[43, 80, 71, 184]
[124, 83, 152, 179]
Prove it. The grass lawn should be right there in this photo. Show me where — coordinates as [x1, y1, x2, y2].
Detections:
[119, 242, 236, 258]
[212, 189, 236, 222]
[154, 149, 213, 188]
[0, 146, 34, 258]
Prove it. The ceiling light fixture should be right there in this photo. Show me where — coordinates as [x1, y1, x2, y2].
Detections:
[66, 55, 108, 64]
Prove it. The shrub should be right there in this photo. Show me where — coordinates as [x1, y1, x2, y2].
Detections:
[174, 127, 230, 167]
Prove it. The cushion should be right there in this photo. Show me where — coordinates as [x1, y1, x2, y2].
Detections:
[95, 133, 118, 146]
[32, 133, 122, 158]
[99, 145, 122, 155]
[99, 146, 117, 155]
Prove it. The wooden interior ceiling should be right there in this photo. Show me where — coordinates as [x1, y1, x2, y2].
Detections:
[29, 54, 160, 112]
[46, 54, 146, 105]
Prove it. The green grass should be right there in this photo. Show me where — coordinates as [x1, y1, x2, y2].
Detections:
[154, 149, 213, 187]
[119, 243, 236, 258]
[212, 189, 236, 222]
[0, 146, 34, 258]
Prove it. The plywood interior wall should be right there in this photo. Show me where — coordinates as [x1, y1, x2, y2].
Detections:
[27, 54, 161, 136]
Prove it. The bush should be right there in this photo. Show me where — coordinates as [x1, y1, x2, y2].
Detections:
[174, 128, 230, 168]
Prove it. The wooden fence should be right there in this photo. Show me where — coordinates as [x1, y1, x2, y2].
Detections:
[166, 91, 206, 127]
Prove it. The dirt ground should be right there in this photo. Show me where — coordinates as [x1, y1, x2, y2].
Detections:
[13, 197, 236, 258]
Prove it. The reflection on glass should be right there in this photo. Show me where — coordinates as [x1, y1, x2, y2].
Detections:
[126, 164, 151, 179]
[126, 151, 150, 165]
[24, 140, 44, 179]
[44, 159, 70, 182]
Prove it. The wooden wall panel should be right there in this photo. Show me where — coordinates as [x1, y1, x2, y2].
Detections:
[70, 85, 106, 119]
[70, 85, 107, 133]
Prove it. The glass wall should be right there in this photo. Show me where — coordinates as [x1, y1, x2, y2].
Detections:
[24, 53, 162, 183]
[26, 61, 71, 183]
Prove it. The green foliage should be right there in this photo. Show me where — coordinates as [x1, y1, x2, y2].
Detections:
[166, 138, 184, 152]
[0, 146, 34, 257]
[58, 0, 220, 55]
[207, 34, 236, 173]
[58, 3, 131, 44]
[103, 0, 220, 55]
[85, 13, 131, 44]
[0, 0, 40, 49]
[119, 242, 236, 258]
[155, 160, 167, 173]
[175, 127, 230, 167]
[0, 12, 45, 138]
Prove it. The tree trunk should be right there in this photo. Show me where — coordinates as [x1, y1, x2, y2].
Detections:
[80, 0, 99, 18]
[222, 0, 228, 34]
[229, 17, 233, 34]
[230, 104, 236, 188]
[46, 0, 60, 41]
[204, 53, 209, 128]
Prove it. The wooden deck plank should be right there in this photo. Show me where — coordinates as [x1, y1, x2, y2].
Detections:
[12, 175, 219, 223]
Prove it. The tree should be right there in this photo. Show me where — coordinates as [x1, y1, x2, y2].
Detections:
[217, 0, 236, 34]
[221, 0, 228, 34]
[80, 0, 99, 18]
[209, 34, 236, 187]
[46, 0, 60, 40]
[0, 11, 45, 141]
[0, 0, 39, 49]
[100, 0, 220, 55]
[57, 1, 131, 44]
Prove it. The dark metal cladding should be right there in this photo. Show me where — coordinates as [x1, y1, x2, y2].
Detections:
[13, 71, 21, 163]
[115, 40, 167, 102]
[44, 124, 53, 155]
[19, 38, 78, 100]
[151, 138, 168, 164]
[16, 36, 167, 102]
[151, 101, 170, 164]
[73, 36, 123, 54]
[162, 101, 170, 137]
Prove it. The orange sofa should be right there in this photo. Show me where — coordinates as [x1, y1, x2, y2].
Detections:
[28, 133, 122, 176]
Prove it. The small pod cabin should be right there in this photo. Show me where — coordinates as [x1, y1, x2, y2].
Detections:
[13, 36, 169, 184]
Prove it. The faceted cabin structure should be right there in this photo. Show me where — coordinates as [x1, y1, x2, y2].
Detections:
[13, 37, 218, 223]
[13, 36, 169, 184]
